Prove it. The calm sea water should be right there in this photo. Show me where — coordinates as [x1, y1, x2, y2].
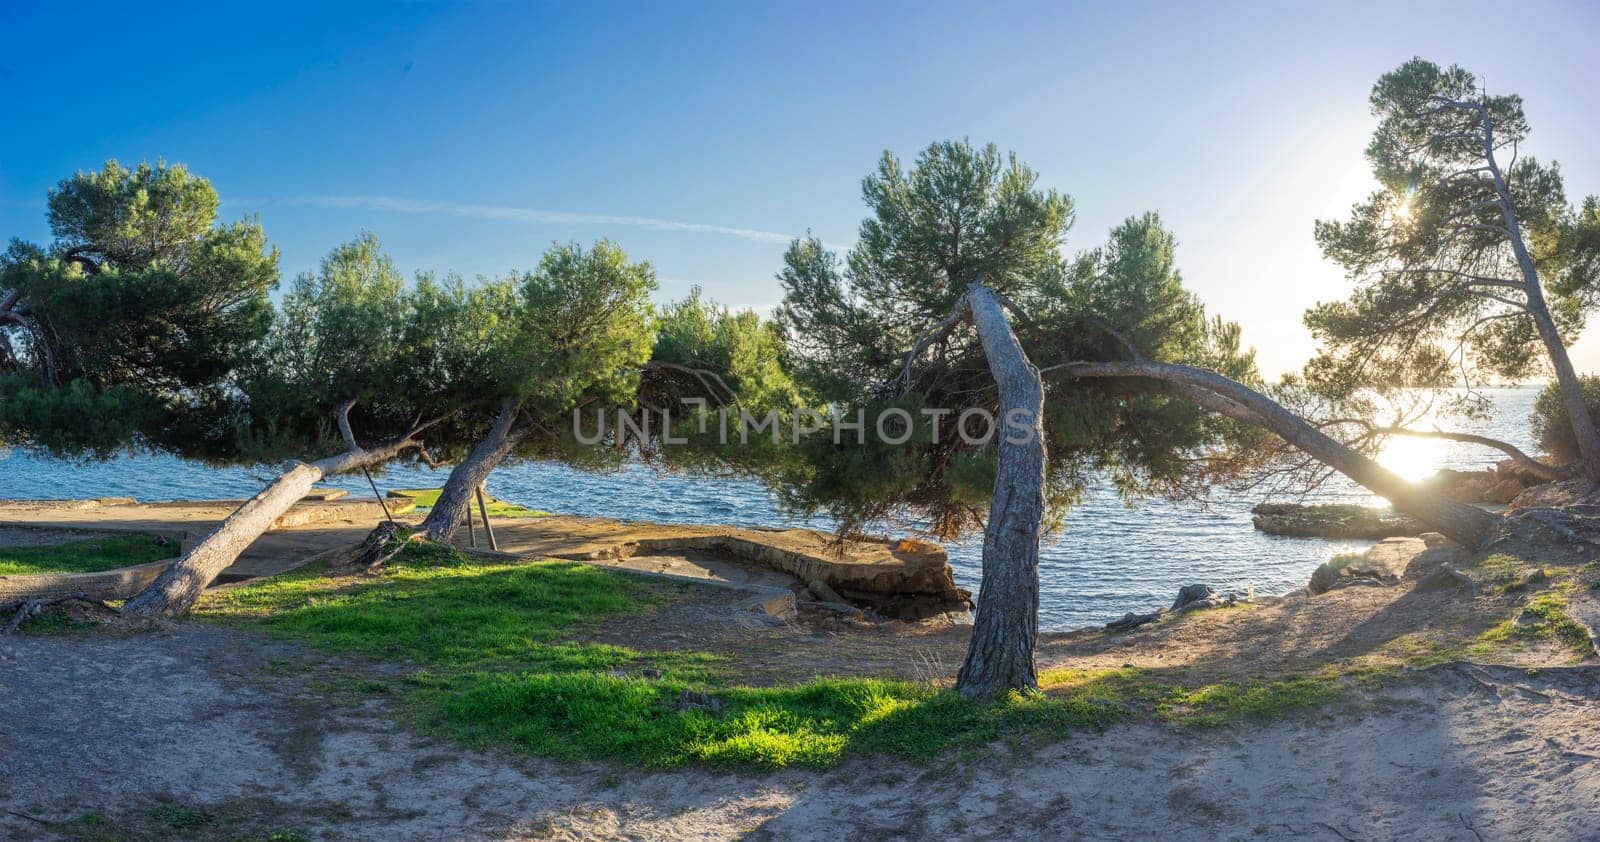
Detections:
[0, 387, 1540, 631]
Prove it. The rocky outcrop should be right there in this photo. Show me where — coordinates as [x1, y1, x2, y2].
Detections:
[1417, 467, 1527, 505]
[524, 520, 972, 620]
[1509, 477, 1594, 510]
[1413, 566, 1477, 595]
[1252, 503, 1426, 539]
[1105, 583, 1249, 631]
[1171, 583, 1222, 612]
[1306, 535, 1469, 596]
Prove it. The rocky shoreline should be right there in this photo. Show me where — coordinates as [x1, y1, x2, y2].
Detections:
[1253, 458, 1591, 541]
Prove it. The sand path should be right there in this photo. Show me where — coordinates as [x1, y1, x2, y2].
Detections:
[4, 625, 1600, 841]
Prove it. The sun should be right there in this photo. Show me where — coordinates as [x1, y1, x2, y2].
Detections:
[1377, 434, 1447, 482]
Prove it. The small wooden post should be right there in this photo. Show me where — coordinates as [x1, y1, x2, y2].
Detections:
[465, 497, 477, 548]
[363, 466, 395, 524]
[476, 486, 498, 551]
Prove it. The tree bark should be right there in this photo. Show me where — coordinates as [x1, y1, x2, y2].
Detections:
[419, 402, 524, 542]
[122, 430, 426, 618]
[1475, 105, 1600, 483]
[1050, 361, 1501, 548]
[954, 284, 1047, 699]
[1522, 291, 1599, 482]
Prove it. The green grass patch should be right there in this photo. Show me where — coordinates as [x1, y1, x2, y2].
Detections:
[425, 670, 1132, 768]
[1468, 552, 1551, 594]
[1158, 675, 1351, 726]
[202, 543, 1390, 769]
[201, 543, 1148, 769]
[203, 541, 674, 673]
[1480, 591, 1594, 659]
[0, 534, 176, 576]
[388, 488, 551, 518]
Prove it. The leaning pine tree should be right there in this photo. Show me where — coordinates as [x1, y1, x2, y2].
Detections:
[404, 241, 657, 544]
[1309, 58, 1600, 481]
[773, 141, 1498, 699]
[120, 235, 504, 616]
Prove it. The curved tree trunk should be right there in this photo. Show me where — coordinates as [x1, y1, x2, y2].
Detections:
[1052, 361, 1500, 548]
[122, 434, 425, 618]
[954, 284, 1047, 700]
[420, 401, 524, 542]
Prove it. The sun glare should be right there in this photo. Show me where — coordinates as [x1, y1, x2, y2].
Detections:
[1376, 434, 1448, 481]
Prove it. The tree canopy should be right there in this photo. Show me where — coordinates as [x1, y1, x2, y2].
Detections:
[770, 141, 1259, 540]
[1308, 58, 1600, 477]
[0, 160, 278, 456]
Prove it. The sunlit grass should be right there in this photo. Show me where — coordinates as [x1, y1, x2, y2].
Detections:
[388, 488, 551, 518]
[199, 543, 1393, 768]
[0, 534, 176, 576]
[1479, 590, 1594, 660]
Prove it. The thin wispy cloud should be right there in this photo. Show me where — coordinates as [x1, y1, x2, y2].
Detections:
[284, 195, 843, 249]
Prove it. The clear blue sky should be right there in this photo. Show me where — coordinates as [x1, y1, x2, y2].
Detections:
[3, 0, 1597, 377]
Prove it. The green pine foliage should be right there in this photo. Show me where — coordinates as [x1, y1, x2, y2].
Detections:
[1308, 59, 1600, 400]
[770, 140, 1260, 538]
[1, 160, 279, 456]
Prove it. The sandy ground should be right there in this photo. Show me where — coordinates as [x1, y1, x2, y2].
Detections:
[6, 505, 1600, 839]
[4, 624, 1600, 841]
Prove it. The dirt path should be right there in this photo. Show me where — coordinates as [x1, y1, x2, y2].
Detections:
[4, 626, 1600, 841]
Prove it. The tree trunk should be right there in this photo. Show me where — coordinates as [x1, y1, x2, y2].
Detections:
[1478, 109, 1600, 483]
[419, 402, 524, 542]
[1525, 301, 1600, 482]
[121, 440, 419, 618]
[1052, 361, 1500, 547]
[954, 284, 1047, 700]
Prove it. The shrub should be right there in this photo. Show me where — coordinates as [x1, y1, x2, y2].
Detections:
[1531, 376, 1600, 464]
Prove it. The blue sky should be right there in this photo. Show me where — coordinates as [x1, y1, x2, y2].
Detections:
[2, 0, 1597, 377]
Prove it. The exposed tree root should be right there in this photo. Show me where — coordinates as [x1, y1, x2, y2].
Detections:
[350, 521, 425, 573]
[2, 594, 121, 635]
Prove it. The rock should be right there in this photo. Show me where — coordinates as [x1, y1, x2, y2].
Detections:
[1510, 477, 1594, 510]
[1309, 538, 1425, 594]
[1419, 468, 1498, 503]
[1484, 477, 1526, 505]
[1172, 584, 1219, 611]
[1496, 459, 1553, 486]
[807, 601, 866, 622]
[1419, 532, 1452, 549]
[1352, 537, 1425, 580]
[1563, 591, 1600, 655]
[1308, 563, 1341, 596]
[1414, 566, 1477, 596]
[1251, 503, 1426, 539]
[1105, 610, 1161, 631]
[673, 689, 726, 715]
[1328, 575, 1388, 591]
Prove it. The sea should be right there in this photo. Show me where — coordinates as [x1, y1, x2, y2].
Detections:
[0, 387, 1541, 632]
